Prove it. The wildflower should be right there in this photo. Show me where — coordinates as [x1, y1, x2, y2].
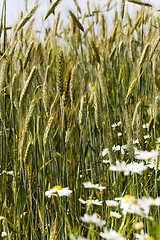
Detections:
[134, 222, 144, 230]
[80, 213, 106, 227]
[133, 139, 139, 144]
[112, 121, 121, 129]
[112, 145, 127, 154]
[112, 123, 117, 128]
[129, 162, 147, 175]
[109, 161, 130, 175]
[134, 149, 158, 162]
[117, 195, 143, 216]
[118, 132, 122, 137]
[147, 159, 157, 170]
[100, 228, 126, 240]
[135, 230, 154, 240]
[102, 148, 109, 157]
[83, 182, 105, 190]
[1, 232, 7, 238]
[144, 135, 150, 140]
[70, 234, 87, 240]
[105, 200, 119, 207]
[45, 186, 72, 197]
[137, 196, 160, 215]
[79, 198, 102, 205]
[103, 160, 111, 164]
[0, 170, 14, 176]
[112, 145, 120, 151]
[110, 211, 121, 219]
[143, 123, 149, 128]
[109, 161, 147, 175]
[156, 137, 160, 143]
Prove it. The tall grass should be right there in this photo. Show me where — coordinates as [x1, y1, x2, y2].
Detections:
[0, 0, 160, 239]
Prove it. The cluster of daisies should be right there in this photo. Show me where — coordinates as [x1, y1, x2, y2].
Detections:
[45, 181, 159, 239]
[44, 121, 160, 239]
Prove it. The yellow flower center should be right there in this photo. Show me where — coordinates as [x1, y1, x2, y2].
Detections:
[132, 199, 137, 204]
[145, 237, 154, 240]
[105, 150, 108, 153]
[53, 185, 62, 190]
[153, 162, 156, 165]
[123, 194, 132, 199]
[86, 200, 91, 203]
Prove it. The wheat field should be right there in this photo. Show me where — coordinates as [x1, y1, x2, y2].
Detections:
[0, 0, 160, 239]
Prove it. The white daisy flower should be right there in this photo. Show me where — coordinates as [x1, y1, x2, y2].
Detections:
[118, 132, 122, 137]
[156, 137, 160, 143]
[103, 160, 111, 164]
[70, 234, 87, 240]
[102, 148, 109, 157]
[83, 182, 105, 190]
[1, 232, 7, 238]
[142, 123, 149, 129]
[144, 134, 150, 140]
[112, 145, 121, 151]
[138, 196, 160, 215]
[79, 198, 102, 205]
[45, 186, 72, 197]
[147, 159, 158, 170]
[105, 200, 119, 207]
[112, 123, 117, 128]
[80, 213, 106, 227]
[110, 211, 121, 219]
[129, 162, 147, 175]
[100, 228, 126, 240]
[133, 139, 139, 144]
[117, 121, 121, 126]
[134, 149, 158, 162]
[135, 230, 153, 240]
[109, 161, 130, 175]
[134, 222, 144, 230]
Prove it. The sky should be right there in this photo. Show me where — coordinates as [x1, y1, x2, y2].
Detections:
[1, 0, 160, 36]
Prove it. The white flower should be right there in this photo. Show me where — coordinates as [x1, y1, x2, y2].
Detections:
[112, 145, 127, 154]
[135, 230, 153, 240]
[138, 196, 160, 215]
[70, 234, 87, 240]
[110, 211, 121, 219]
[129, 162, 147, 175]
[144, 134, 150, 140]
[133, 139, 139, 144]
[80, 213, 106, 227]
[134, 149, 158, 162]
[1, 232, 7, 238]
[117, 121, 121, 126]
[156, 137, 160, 143]
[83, 182, 105, 190]
[100, 228, 126, 240]
[118, 195, 143, 216]
[102, 148, 109, 157]
[109, 161, 130, 175]
[147, 159, 158, 170]
[105, 200, 119, 207]
[103, 160, 111, 164]
[79, 198, 102, 205]
[142, 123, 149, 128]
[45, 186, 72, 197]
[0, 170, 14, 176]
[134, 222, 144, 230]
[112, 145, 120, 151]
[118, 132, 122, 137]
[109, 161, 147, 175]
[112, 123, 117, 128]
